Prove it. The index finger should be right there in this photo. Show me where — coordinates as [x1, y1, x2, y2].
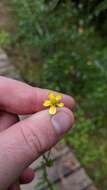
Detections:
[0, 76, 75, 114]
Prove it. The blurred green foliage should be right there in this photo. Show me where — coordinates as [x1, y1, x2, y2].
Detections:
[6, 0, 107, 189]
[0, 30, 10, 48]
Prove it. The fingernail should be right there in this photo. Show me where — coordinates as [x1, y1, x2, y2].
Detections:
[51, 111, 74, 135]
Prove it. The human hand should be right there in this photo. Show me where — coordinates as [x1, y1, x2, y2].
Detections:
[0, 76, 75, 190]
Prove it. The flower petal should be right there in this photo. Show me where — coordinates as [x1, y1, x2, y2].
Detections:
[57, 102, 64, 108]
[49, 106, 56, 115]
[48, 92, 55, 100]
[43, 100, 51, 107]
[56, 94, 62, 101]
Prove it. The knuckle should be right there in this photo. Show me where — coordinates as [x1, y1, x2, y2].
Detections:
[19, 125, 42, 156]
[23, 92, 33, 105]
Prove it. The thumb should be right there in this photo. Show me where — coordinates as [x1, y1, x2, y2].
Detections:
[0, 108, 74, 190]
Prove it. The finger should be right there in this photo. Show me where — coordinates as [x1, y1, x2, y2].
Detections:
[0, 112, 20, 190]
[0, 111, 18, 131]
[0, 112, 34, 188]
[19, 168, 35, 184]
[8, 182, 21, 190]
[0, 76, 75, 114]
[0, 107, 74, 189]
[9, 168, 35, 190]
[8, 168, 35, 190]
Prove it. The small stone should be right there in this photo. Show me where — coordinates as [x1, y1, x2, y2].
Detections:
[57, 168, 92, 190]
[86, 185, 98, 190]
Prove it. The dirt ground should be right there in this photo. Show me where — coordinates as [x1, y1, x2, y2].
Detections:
[0, 1, 10, 30]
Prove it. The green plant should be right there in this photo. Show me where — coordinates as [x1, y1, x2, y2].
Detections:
[0, 30, 10, 48]
[35, 154, 55, 190]
[64, 109, 107, 189]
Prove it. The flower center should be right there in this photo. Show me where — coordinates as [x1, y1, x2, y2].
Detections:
[51, 99, 57, 105]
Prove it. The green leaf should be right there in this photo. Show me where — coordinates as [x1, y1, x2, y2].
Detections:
[44, 0, 60, 11]
[95, 0, 107, 13]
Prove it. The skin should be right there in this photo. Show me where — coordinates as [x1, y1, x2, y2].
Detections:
[0, 76, 75, 190]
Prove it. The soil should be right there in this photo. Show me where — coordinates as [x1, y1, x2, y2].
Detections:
[0, 1, 12, 31]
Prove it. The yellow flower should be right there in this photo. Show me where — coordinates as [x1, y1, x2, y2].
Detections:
[43, 92, 64, 115]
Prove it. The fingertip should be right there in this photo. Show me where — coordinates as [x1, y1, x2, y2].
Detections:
[51, 107, 75, 136]
[62, 95, 76, 110]
[20, 168, 35, 184]
[59, 107, 75, 124]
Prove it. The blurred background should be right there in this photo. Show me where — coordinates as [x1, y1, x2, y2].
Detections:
[0, 0, 107, 189]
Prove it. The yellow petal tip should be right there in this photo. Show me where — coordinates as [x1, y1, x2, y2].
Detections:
[49, 106, 56, 115]
[57, 102, 64, 108]
[43, 100, 51, 107]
